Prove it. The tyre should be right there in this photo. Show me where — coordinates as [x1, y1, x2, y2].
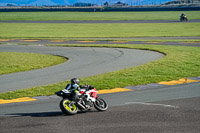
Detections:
[60, 99, 78, 115]
[94, 97, 108, 111]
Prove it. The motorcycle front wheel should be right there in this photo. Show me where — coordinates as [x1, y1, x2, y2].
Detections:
[94, 97, 108, 111]
[60, 99, 78, 115]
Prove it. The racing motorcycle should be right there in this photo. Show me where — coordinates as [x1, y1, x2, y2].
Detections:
[55, 86, 108, 115]
[180, 15, 188, 21]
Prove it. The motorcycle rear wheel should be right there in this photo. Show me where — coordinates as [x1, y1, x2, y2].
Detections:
[94, 97, 108, 111]
[60, 99, 78, 115]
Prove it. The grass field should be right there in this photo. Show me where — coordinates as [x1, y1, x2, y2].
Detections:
[0, 23, 200, 39]
[0, 52, 66, 75]
[0, 11, 200, 21]
[0, 11, 199, 99]
[0, 44, 200, 99]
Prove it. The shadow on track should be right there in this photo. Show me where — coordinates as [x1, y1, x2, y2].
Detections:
[6, 110, 100, 117]
[6, 112, 64, 117]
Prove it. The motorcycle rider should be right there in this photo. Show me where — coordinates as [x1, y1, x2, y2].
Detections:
[180, 12, 188, 21]
[181, 13, 185, 18]
[56, 78, 108, 114]
[181, 13, 187, 19]
[64, 78, 94, 103]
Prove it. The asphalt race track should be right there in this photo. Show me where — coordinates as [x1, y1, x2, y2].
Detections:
[0, 19, 200, 132]
[0, 44, 200, 133]
[1, 20, 200, 23]
[1, 82, 200, 133]
[0, 45, 163, 92]
[1, 37, 200, 47]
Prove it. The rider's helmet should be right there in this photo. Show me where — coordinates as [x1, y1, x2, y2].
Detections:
[71, 78, 80, 88]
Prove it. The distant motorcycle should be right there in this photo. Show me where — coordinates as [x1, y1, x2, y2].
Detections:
[55, 86, 108, 115]
[180, 15, 188, 22]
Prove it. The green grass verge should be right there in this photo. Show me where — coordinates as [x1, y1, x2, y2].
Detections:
[66, 39, 200, 42]
[0, 52, 66, 75]
[0, 44, 200, 99]
[0, 11, 200, 21]
[0, 23, 200, 39]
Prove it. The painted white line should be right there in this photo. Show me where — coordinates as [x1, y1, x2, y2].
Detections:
[125, 102, 179, 108]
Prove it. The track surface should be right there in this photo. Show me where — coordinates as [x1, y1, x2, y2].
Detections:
[1, 82, 200, 133]
[1, 19, 200, 23]
[0, 19, 200, 132]
[1, 37, 200, 47]
[0, 44, 199, 132]
[0, 45, 163, 92]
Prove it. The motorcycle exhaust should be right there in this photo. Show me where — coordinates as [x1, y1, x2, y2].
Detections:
[76, 102, 86, 110]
